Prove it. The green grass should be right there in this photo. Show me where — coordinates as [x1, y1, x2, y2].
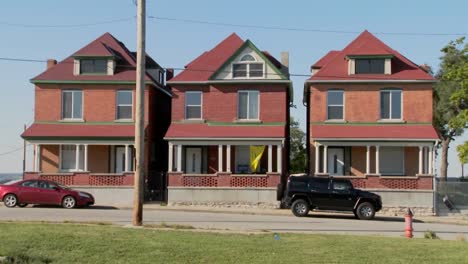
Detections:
[0, 223, 467, 264]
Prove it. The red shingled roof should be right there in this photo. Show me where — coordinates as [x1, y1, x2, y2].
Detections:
[165, 123, 285, 138]
[21, 123, 135, 138]
[309, 30, 435, 81]
[311, 125, 439, 140]
[32, 32, 157, 83]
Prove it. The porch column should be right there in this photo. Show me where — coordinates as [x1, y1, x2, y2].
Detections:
[35, 144, 41, 172]
[226, 145, 231, 173]
[124, 144, 129, 172]
[84, 144, 89, 172]
[375, 145, 380, 175]
[315, 144, 320, 174]
[75, 144, 80, 171]
[268, 145, 273, 172]
[277, 144, 282, 174]
[419, 146, 424, 175]
[323, 145, 328, 174]
[177, 145, 182, 172]
[218, 145, 223, 172]
[428, 146, 434, 175]
[168, 142, 173, 172]
[366, 145, 370, 175]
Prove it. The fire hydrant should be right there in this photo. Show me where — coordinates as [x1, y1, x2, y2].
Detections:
[405, 207, 413, 238]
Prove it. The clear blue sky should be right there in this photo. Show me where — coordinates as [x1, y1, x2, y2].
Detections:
[0, 0, 466, 176]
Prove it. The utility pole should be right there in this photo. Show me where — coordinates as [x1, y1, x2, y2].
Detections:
[22, 124, 26, 174]
[133, 0, 146, 226]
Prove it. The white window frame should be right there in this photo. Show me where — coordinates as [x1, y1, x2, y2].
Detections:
[380, 89, 403, 120]
[232, 54, 265, 79]
[238, 90, 260, 121]
[326, 90, 345, 120]
[59, 145, 84, 172]
[185, 91, 203, 120]
[116, 90, 133, 120]
[62, 90, 83, 120]
[379, 147, 405, 175]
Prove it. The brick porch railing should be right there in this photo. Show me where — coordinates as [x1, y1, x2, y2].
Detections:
[321, 174, 434, 190]
[23, 172, 134, 186]
[168, 172, 281, 188]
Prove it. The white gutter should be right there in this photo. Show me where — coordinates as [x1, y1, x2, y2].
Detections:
[306, 79, 437, 84]
[164, 137, 284, 141]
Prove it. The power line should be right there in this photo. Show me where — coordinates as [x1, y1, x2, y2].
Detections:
[149, 16, 468, 37]
[0, 146, 25, 157]
[0, 17, 135, 28]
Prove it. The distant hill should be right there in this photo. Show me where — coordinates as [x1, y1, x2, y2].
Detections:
[0, 173, 22, 184]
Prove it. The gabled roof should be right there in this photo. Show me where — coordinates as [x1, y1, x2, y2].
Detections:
[309, 30, 435, 81]
[311, 124, 439, 140]
[169, 33, 287, 82]
[31, 32, 161, 84]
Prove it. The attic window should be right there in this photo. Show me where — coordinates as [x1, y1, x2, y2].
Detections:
[233, 54, 264, 78]
[80, 59, 107, 74]
[355, 59, 385, 74]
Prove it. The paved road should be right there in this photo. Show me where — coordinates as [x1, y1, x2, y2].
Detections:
[1, 206, 467, 240]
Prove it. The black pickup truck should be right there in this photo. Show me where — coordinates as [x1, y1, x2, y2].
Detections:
[282, 175, 382, 220]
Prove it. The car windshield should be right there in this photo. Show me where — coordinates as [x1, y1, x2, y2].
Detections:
[57, 183, 70, 189]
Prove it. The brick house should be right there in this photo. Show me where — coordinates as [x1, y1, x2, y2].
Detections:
[304, 30, 439, 214]
[21, 32, 171, 204]
[165, 33, 292, 206]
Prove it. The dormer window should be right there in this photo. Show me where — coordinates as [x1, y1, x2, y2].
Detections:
[355, 59, 385, 74]
[232, 54, 264, 78]
[80, 59, 107, 74]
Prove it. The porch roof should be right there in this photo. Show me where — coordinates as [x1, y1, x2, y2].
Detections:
[165, 123, 285, 139]
[311, 124, 439, 141]
[21, 123, 135, 139]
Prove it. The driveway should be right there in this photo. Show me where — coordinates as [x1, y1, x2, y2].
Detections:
[1, 206, 468, 240]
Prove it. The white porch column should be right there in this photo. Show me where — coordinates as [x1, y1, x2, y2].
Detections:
[315, 144, 320, 174]
[124, 144, 129, 172]
[177, 145, 182, 172]
[268, 145, 273, 172]
[168, 142, 173, 172]
[75, 144, 80, 171]
[277, 144, 282, 174]
[375, 145, 380, 175]
[35, 144, 41, 172]
[323, 145, 328, 174]
[418, 146, 424, 175]
[366, 145, 370, 175]
[218, 145, 223, 172]
[226, 145, 231, 173]
[428, 146, 434, 175]
[84, 144, 89, 172]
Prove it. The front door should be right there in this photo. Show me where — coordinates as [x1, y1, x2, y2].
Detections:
[328, 148, 344, 176]
[115, 146, 126, 173]
[185, 148, 202, 174]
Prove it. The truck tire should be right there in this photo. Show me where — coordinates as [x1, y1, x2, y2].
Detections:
[291, 199, 309, 217]
[356, 202, 375, 220]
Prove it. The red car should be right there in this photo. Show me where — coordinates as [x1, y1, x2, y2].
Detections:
[0, 179, 94, 209]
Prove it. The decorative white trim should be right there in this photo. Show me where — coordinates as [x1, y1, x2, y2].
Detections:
[165, 139, 284, 146]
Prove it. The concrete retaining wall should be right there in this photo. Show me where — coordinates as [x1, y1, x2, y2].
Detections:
[369, 189, 434, 216]
[75, 187, 134, 207]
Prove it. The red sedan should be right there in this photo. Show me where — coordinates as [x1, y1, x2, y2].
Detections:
[0, 179, 94, 209]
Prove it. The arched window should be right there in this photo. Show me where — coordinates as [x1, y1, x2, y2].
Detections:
[240, 54, 256, 62]
[233, 54, 264, 78]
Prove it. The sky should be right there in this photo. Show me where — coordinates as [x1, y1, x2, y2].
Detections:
[0, 0, 466, 176]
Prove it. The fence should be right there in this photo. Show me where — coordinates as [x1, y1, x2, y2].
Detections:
[436, 180, 468, 213]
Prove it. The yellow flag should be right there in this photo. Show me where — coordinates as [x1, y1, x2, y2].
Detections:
[250, 146, 265, 173]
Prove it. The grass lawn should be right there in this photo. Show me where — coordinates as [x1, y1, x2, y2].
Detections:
[0, 222, 467, 264]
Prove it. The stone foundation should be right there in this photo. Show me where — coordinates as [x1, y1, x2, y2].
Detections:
[168, 201, 281, 209]
[378, 206, 434, 216]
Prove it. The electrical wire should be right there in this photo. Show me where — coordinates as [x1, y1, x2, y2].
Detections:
[0, 17, 135, 28]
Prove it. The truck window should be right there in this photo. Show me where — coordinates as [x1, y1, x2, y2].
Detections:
[310, 179, 329, 191]
[332, 181, 351, 191]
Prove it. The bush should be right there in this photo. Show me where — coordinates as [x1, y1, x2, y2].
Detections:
[424, 230, 439, 239]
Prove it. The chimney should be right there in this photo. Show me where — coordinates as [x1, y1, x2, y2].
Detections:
[47, 59, 57, 69]
[166, 68, 174, 81]
[419, 64, 432, 74]
[280, 52, 289, 77]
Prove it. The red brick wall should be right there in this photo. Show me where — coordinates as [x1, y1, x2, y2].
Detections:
[309, 83, 433, 122]
[34, 84, 151, 122]
[171, 84, 287, 122]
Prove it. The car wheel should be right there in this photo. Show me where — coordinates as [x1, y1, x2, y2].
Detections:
[62, 196, 76, 209]
[291, 199, 309, 217]
[356, 202, 375, 220]
[18, 203, 28, 208]
[3, 194, 18, 208]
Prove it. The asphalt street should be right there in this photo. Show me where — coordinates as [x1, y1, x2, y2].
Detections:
[1, 206, 468, 240]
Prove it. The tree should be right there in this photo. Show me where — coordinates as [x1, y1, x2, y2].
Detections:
[434, 37, 467, 180]
[456, 142, 468, 179]
[289, 117, 307, 173]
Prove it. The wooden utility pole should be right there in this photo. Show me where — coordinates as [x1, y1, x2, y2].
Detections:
[22, 124, 26, 173]
[133, 0, 146, 226]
